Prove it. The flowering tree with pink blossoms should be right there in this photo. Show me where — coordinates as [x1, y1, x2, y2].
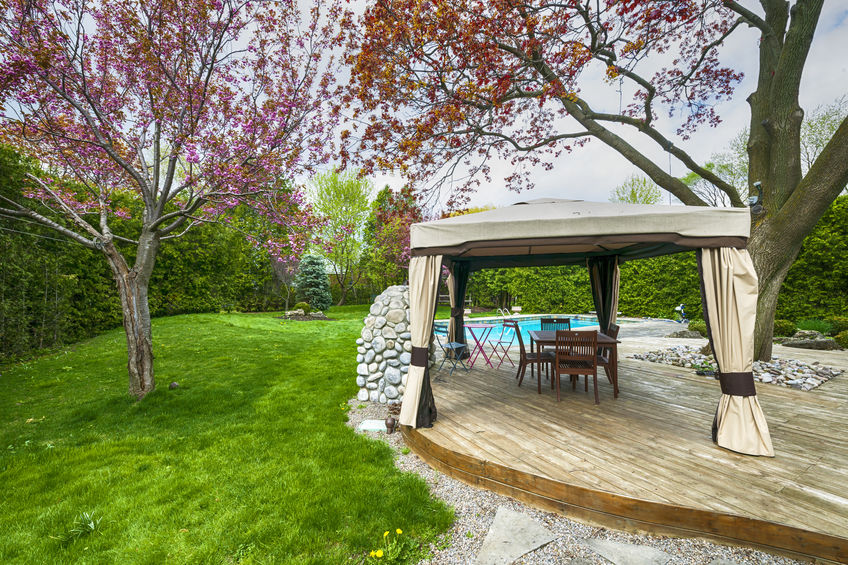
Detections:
[0, 0, 344, 398]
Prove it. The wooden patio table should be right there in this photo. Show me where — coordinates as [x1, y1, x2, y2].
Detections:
[529, 329, 620, 397]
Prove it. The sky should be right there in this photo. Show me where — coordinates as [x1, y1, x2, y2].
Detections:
[366, 2, 848, 212]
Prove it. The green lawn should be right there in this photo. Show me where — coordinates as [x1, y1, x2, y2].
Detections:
[0, 306, 453, 564]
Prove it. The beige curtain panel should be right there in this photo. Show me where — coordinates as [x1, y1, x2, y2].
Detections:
[399, 254, 443, 427]
[699, 247, 774, 457]
[447, 270, 457, 342]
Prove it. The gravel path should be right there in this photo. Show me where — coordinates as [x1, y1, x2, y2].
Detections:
[346, 400, 803, 565]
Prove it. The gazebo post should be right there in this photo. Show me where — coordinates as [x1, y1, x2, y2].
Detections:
[587, 256, 620, 334]
[447, 261, 470, 359]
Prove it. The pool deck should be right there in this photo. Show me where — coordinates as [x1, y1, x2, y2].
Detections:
[404, 331, 848, 563]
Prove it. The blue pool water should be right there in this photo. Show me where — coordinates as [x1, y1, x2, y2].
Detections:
[487, 317, 599, 344]
[436, 316, 601, 344]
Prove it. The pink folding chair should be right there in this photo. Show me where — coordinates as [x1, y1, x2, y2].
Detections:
[489, 320, 516, 368]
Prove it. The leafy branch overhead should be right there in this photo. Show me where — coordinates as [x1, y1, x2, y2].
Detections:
[343, 0, 748, 207]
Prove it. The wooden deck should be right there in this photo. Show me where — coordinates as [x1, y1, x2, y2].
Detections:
[403, 355, 848, 563]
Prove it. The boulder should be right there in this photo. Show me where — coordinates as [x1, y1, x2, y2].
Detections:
[666, 330, 703, 339]
[782, 338, 841, 351]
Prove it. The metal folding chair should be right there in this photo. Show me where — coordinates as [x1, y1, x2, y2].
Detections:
[434, 326, 468, 377]
[489, 320, 516, 368]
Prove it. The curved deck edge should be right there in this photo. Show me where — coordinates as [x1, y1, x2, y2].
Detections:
[402, 426, 847, 564]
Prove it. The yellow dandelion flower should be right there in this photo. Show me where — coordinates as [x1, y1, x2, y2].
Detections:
[376, 549, 384, 558]
[369, 550, 376, 557]
[383, 531, 389, 538]
[396, 528, 403, 534]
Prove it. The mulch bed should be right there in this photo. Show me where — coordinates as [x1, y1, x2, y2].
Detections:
[275, 314, 334, 321]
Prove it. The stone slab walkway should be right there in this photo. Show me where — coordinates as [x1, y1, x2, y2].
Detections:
[474, 507, 556, 565]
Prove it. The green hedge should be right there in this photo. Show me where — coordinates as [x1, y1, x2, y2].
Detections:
[777, 195, 848, 320]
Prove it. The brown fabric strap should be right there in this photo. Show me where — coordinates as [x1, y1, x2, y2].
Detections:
[719, 372, 757, 397]
[411, 346, 429, 367]
[450, 307, 463, 317]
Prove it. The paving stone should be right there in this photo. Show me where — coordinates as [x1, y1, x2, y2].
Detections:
[580, 539, 671, 565]
[474, 506, 556, 565]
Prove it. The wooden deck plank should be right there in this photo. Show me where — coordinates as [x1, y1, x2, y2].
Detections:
[405, 353, 848, 562]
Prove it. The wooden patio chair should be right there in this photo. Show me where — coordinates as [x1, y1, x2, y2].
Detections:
[503, 320, 554, 394]
[554, 330, 599, 403]
[598, 323, 620, 396]
[541, 317, 571, 331]
[539, 317, 571, 355]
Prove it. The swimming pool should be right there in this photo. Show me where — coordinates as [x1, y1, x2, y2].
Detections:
[435, 316, 602, 344]
[488, 316, 599, 344]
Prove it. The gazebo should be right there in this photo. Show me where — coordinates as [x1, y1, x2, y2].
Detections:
[399, 198, 773, 457]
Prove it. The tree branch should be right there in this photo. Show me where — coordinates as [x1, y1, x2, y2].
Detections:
[723, 1, 771, 34]
[583, 110, 744, 206]
[0, 201, 99, 249]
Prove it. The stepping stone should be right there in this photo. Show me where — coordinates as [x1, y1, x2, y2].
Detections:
[708, 560, 742, 565]
[356, 419, 387, 432]
[474, 507, 557, 565]
[580, 538, 671, 565]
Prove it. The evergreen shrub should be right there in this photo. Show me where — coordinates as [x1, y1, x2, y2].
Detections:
[835, 330, 848, 349]
[295, 255, 332, 311]
[826, 316, 848, 334]
[293, 302, 311, 314]
[773, 319, 797, 337]
[687, 320, 707, 337]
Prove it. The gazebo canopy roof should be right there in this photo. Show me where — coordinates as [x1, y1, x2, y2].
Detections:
[410, 198, 751, 270]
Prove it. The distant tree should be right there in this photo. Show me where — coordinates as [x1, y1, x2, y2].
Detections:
[295, 255, 332, 312]
[609, 176, 663, 205]
[801, 97, 848, 191]
[362, 186, 424, 290]
[308, 171, 373, 305]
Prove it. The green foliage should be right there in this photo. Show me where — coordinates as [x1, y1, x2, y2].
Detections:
[826, 316, 848, 334]
[687, 320, 707, 337]
[777, 197, 848, 321]
[773, 319, 797, 337]
[834, 330, 848, 349]
[619, 253, 703, 319]
[796, 318, 834, 335]
[0, 309, 453, 562]
[57, 512, 103, 545]
[365, 529, 426, 564]
[308, 171, 374, 304]
[609, 175, 662, 204]
[466, 254, 703, 319]
[293, 301, 311, 314]
[295, 255, 332, 311]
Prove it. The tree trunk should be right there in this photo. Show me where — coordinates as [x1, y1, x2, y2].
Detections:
[748, 240, 797, 361]
[102, 233, 159, 400]
[336, 274, 348, 306]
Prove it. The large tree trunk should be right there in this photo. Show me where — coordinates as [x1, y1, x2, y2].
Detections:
[102, 232, 160, 399]
[747, 225, 804, 361]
